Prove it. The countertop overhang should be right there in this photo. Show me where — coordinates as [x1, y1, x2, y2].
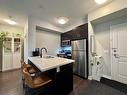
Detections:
[28, 56, 75, 72]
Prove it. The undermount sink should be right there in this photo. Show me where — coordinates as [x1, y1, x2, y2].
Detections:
[43, 55, 54, 59]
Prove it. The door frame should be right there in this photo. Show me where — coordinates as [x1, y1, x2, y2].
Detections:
[110, 22, 127, 81]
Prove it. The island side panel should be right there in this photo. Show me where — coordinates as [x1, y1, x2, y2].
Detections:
[56, 63, 73, 95]
[28, 59, 41, 71]
[28, 59, 73, 95]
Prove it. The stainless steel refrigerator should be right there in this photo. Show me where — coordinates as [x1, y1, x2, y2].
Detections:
[72, 39, 87, 78]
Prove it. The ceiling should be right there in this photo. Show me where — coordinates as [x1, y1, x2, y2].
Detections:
[0, 0, 113, 32]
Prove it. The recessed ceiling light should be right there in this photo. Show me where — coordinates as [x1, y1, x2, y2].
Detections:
[57, 17, 69, 25]
[3, 19, 17, 25]
[95, 0, 107, 4]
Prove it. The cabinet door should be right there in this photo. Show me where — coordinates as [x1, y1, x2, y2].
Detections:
[56, 63, 73, 95]
[66, 31, 73, 40]
[61, 24, 88, 43]
[13, 53, 21, 69]
[61, 31, 72, 41]
[14, 38, 21, 53]
[2, 53, 13, 71]
[79, 24, 88, 39]
[72, 24, 88, 40]
[13, 38, 21, 69]
[3, 38, 12, 53]
[2, 38, 13, 71]
[71, 28, 79, 40]
[61, 33, 67, 40]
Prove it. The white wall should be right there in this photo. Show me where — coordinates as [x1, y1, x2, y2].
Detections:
[88, 0, 127, 77]
[89, 0, 127, 21]
[36, 29, 60, 56]
[24, 19, 28, 63]
[94, 15, 127, 76]
[88, 21, 95, 76]
[24, 16, 62, 62]
[63, 16, 88, 32]
[0, 24, 24, 36]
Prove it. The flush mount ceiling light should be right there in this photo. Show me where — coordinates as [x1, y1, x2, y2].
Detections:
[94, 0, 107, 4]
[57, 17, 69, 25]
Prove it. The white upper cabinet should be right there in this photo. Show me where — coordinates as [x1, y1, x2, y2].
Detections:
[2, 37, 21, 71]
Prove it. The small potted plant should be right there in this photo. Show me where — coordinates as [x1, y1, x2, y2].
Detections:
[0, 32, 8, 71]
[0, 32, 8, 47]
[16, 33, 21, 37]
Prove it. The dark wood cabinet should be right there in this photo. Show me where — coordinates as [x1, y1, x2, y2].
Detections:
[61, 31, 72, 40]
[29, 60, 73, 95]
[45, 63, 73, 95]
[56, 63, 73, 95]
[61, 23, 88, 45]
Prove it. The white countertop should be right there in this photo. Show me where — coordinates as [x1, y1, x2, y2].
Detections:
[28, 55, 75, 72]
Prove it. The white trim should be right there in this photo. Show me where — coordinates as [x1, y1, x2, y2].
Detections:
[110, 25, 114, 80]
[102, 75, 112, 80]
[88, 76, 93, 80]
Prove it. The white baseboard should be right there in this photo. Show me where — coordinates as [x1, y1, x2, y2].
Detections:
[88, 75, 112, 81]
[88, 76, 93, 80]
[102, 75, 112, 80]
[2, 68, 21, 72]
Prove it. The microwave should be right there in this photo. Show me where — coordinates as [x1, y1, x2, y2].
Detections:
[62, 40, 71, 47]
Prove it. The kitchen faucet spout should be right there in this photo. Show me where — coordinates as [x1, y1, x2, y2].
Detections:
[40, 47, 47, 58]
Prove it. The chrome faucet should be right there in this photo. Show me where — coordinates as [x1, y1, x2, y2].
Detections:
[40, 47, 47, 58]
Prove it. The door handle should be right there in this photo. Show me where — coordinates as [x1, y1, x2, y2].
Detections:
[114, 54, 120, 58]
[112, 48, 117, 52]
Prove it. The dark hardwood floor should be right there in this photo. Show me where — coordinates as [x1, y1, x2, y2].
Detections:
[0, 69, 23, 95]
[0, 69, 126, 95]
[70, 76, 90, 95]
[0, 69, 89, 95]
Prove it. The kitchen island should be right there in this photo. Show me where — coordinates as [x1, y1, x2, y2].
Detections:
[28, 55, 75, 95]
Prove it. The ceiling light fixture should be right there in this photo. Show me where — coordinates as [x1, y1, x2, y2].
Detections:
[95, 0, 107, 4]
[3, 19, 17, 25]
[57, 17, 69, 25]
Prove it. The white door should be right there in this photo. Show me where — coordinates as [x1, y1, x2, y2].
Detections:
[13, 53, 21, 69]
[2, 53, 13, 71]
[111, 23, 127, 84]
